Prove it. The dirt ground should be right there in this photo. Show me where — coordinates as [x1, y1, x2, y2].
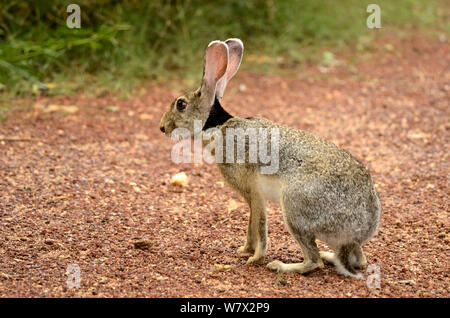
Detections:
[0, 35, 448, 297]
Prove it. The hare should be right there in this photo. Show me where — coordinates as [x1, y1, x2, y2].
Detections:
[159, 39, 381, 278]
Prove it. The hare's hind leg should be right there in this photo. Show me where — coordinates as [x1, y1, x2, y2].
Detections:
[267, 186, 323, 274]
[267, 230, 324, 274]
[333, 243, 363, 278]
[319, 244, 365, 277]
[351, 244, 366, 269]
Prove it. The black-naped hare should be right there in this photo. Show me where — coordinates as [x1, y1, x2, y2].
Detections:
[159, 39, 381, 278]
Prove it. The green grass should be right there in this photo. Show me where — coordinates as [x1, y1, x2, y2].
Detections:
[0, 0, 447, 101]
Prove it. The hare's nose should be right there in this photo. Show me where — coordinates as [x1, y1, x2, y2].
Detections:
[160, 126, 165, 133]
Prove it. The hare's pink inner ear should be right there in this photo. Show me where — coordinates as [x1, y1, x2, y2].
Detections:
[216, 38, 244, 101]
[203, 41, 228, 107]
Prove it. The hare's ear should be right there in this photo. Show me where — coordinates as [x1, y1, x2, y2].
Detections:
[215, 38, 244, 101]
[201, 41, 228, 109]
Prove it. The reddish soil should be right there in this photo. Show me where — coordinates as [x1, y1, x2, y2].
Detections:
[0, 35, 448, 297]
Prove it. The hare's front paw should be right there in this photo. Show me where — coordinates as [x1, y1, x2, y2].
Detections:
[246, 254, 265, 265]
[237, 245, 254, 255]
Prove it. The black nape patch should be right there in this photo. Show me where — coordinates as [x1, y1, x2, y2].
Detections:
[202, 97, 233, 130]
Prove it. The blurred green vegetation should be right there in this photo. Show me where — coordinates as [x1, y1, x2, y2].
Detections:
[0, 0, 447, 98]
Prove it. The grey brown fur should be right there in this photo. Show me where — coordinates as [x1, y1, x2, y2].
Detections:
[159, 39, 381, 278]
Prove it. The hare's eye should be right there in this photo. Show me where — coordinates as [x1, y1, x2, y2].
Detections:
[176, 99, 187, 111]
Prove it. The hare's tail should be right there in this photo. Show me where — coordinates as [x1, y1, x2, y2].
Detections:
[335, 243, 363, 279]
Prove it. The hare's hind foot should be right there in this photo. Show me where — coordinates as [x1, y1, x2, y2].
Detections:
[320, 246, 366, 270]
[267, 259, 324, 274]
[320, 244, 364, 278]
[320, 251, 336, 265]
[320, 254, 366, 269]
